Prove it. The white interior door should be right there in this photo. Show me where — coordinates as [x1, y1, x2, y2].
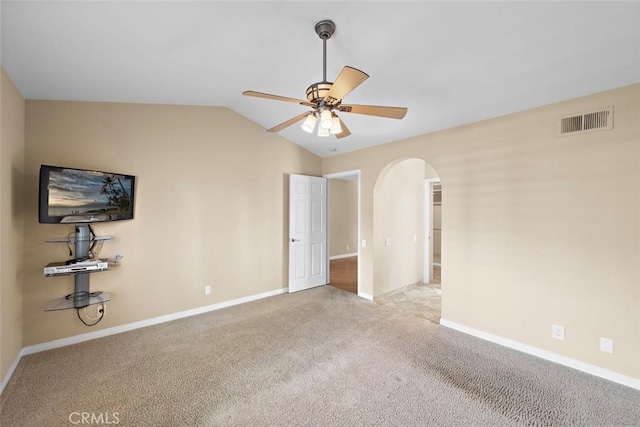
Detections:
[289, 174, 328, 293]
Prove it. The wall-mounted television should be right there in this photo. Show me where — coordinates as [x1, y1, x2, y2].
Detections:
[39, 164, 136, 224]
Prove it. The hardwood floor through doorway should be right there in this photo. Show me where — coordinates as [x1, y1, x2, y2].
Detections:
[329, 256, 357, 294]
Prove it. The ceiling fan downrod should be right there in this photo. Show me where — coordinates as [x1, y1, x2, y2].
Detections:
[304, 20, 337, 105]
[315, 20, 335, 83]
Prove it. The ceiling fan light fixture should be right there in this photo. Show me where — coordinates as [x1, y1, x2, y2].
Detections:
[330, 115, 342, 134]
[319, 109, 333, 129]
[301, 113, 317, 133]
[242, 19, 407, 140]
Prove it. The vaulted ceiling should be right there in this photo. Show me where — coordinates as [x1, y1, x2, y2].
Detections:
[2, 1, 638, 157]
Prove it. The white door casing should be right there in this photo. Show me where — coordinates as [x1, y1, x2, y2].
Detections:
[424, 178, 440, 284]
[289, 174, 328, 292]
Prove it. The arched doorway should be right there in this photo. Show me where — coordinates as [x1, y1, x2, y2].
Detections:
[372, 158, 442, 323]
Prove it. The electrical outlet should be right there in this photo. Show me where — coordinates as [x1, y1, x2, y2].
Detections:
[346, 244, 349, 251]
[600, 337, 613, 354]
[552, 324, 564, 341]
[413, 234, 417, 243]
[113, 252, 123, 265]
[205, 285, 211, 295]
[361, 239, 367, 248]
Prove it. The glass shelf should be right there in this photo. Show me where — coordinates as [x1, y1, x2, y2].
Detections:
[44, 292, 110, 311]
[45, 236, 112, 243]
[44, 268, 110, 278]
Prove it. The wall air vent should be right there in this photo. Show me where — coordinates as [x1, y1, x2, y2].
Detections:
[558, 106, 613, 136]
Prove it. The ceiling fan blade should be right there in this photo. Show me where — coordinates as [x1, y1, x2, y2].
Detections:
[243, 91, 314, 107]
[324, 66, 369, 105]
[335, 118, 351, 139]
[267, 113, 309, 133]
[338, 104, 407, 120]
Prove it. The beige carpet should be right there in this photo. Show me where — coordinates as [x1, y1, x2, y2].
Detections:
[2, 286, 639, 426]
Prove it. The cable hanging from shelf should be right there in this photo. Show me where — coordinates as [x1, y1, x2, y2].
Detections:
[77, 303, 105, 326]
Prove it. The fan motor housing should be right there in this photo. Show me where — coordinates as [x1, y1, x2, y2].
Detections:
[306, 82, 333, 103]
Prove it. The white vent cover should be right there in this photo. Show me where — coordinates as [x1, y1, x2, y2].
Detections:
[558, 106, 614, 136]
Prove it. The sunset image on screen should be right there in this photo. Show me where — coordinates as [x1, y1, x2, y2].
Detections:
[48, 169, 132, 219]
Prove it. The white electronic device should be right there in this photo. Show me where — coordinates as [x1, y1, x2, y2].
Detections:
[44, 259, 109, 276]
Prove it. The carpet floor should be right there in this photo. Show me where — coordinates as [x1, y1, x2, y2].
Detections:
[1, 286, 639, 426]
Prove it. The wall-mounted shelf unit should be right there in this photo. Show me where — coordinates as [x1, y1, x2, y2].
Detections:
[43, 224, 112, 315]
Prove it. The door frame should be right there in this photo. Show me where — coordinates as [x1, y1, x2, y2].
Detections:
[424, 178, 441, 284]
[323, 169, 362, 298]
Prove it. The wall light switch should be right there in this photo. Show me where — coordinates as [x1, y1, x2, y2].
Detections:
[385, 238, 392, 247]
[361, 240, 367, 248]
[600, 337, 613, 354]
[413, 234, 417, 243]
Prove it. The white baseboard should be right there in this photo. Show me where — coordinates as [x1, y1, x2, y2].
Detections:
[0, 349, 24, 395]
[1, 287, 288, 395]
[358, 292, 373, 301]
[440, 318, 640, 391]
[329, 253, 358, 261]
[22, 287, 288, 356]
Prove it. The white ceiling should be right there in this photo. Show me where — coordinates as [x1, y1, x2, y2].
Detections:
[2, 1, 639, 157]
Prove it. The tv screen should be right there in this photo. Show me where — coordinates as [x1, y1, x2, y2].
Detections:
[39, 165, 136, 224]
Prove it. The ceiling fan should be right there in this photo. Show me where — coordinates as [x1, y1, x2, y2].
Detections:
[242, 20, 408, 139]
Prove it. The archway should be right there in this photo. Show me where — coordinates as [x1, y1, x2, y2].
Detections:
[372, 158, 442, 322]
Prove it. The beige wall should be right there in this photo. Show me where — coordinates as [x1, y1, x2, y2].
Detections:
[323, 84, 640, 380]
[329, 179, 357, 257]
[424, 163, 439, 180]
[0, 68, 25, 381]
[373, 159, 425, 295]
[23, 101, 321, 346]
